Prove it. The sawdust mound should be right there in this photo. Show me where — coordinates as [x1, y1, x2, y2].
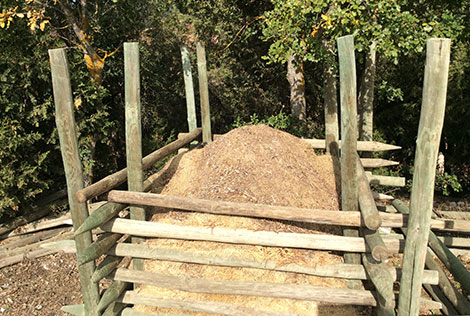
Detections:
[137, 125, 360, 316]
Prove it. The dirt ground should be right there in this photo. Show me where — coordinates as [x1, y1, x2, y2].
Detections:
[0, 253, 82, 316]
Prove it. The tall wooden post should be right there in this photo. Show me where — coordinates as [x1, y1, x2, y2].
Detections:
[323, 41, 339, 156]
[196, 42, 212, 143]
[397, 38, 451, 316]
[337, 35, 361, 289]
[49, 48, 100, 316]
[180, 45, 197, 132]
[124, 42, 145, 272]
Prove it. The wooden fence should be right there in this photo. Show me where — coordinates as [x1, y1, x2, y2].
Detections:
[47, 36, 469, 316]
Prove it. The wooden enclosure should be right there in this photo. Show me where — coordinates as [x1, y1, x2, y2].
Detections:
[47, 36, 470, 316]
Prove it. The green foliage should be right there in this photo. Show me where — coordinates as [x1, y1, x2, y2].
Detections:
[435, 172, 462, 196]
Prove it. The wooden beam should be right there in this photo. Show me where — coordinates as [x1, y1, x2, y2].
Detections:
[112, 268, 377, 306]
[337, 34, 362, 289]
[180, 45, 197, 132]
[108, 243, 438, 284]
[397, 38, 451, 316]
[124, 42, 145, 272]
[75, 128, 201, 203]
[362, 254, 395, 316]
[323, 40, 339, 156]
[372, 192, 394, 200]
[361, 158, 399, 168]
[92, 255, 131, 283]
[49, 48, 100, 316]
[101, 302, 126, 316]
[77, 233, 123, 265]
[101, 218, 403, 253]
[423, 284, 459, 316]
[365, 172, 406, 187]
[196, 42, 212, 143]
[393, 200, 470, 296]
[357, 158, 382, 230]
[0, 227, 70, 252]
[303, 139, 401, 151]
[119, 291, 304, 316]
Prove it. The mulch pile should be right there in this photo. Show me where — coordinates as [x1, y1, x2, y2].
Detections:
[137, 125, 367, 315]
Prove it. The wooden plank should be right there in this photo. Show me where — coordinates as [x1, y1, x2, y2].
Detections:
[361, 158, 399, 168]
[92, 255, 131, 283]
[362, 254, 395, 316]
[423, 284, 458, 316]
[108, 243, 438, 284]
[101, 302, 126, 316]
[0, 247, 57, 269]
[337, 34, 361, 289]
[49, 48, 100, 316]
[391, 206, 470, 314]
[112, 268, 377, 306]
[365, 172, 406, 187]
[196, 42, 212, 143]
[124, 42, 145, 272]
[3, 230, 74, 257]
[121, 308, 188, 316]
[2, 213, 72, 238]
[372, 191, 394, 201]
[180, 45, 197, 132]
[101, 218, 403, 253]
[357, 158, 382, 230]
[120, 291, 306, 316]
[303, 139, 401, 151]
[397, 38, 451, 316]
[0, 227, 70, 252]
[393, 200, 470, 295]
[323, 41, 339, 156]
[75, 128, 201, 203]
[40, 239, 76, 253]
[77, 233, 123, 265]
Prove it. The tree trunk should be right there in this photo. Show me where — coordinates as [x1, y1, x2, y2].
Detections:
[287, 54, 306, 121]
[358, 41, 377, 141]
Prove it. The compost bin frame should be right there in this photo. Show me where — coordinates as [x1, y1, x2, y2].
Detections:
[49, 36, 463, 316]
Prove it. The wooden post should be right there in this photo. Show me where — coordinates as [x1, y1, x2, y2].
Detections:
[323, 41, 339, 156]
[196, 42, 212, 143]
[397, 38, 451, 316]
[124, 42, 145, 272]
[337, 34, 361, 289]
[49, 48, 100, 316]
[180, 45, 197, 132]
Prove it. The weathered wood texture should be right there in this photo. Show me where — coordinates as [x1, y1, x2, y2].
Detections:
[361, 158, 399, 168]
[2, 230, 73, 258]
[111, 269, 440, 309]
[111, 268, 377, 306]
[397, 38, 451, 316]
[365, 172, 406, 187]
[2, 213, 72, 239]
[196, 42, 211, 143]
[49, 48, 100, 316]
[357, 158, 382, 230]
[119, 291, 304, 316]
[97, 281, 130, 312]
[0, 226, 70, 252]
[362, 253, 395, 316]
[104, 190, 470, 233]
[101, 302, 126, 316]
[101, 218, 403, 253]
[124, 42, 145, 272]
[358, 41, 376, 142]
[391, 201, 470, 314]
[303, 139, 401, 151]
[363, 228, 390, 262]
[77, 233, 123, 265]
[108, 243, 438, 284]
[423, 284, 458, 316]
[393, 200, 470, 295]
[180, 45, 197, 132]
[75, 128, 201, 203]
[337, 34, 361, 289]
[323, 41, 339, 156]
[92, 255, 131, 283]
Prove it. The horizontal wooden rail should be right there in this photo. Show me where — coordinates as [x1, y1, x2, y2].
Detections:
[103, 190, 470, 233]
[112, 268, 377, 306]
[119, 291, 302, 316]
[366, 172, 406, 187]
[361, 158, 399, 168]
[179, 132, 401, 152]
[304, 139, 401, 151]
[111, 270, 441, 309]
[108, 243, 438, 284]
[76, 128, 201, 203]
[101, 218, 403, 253]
